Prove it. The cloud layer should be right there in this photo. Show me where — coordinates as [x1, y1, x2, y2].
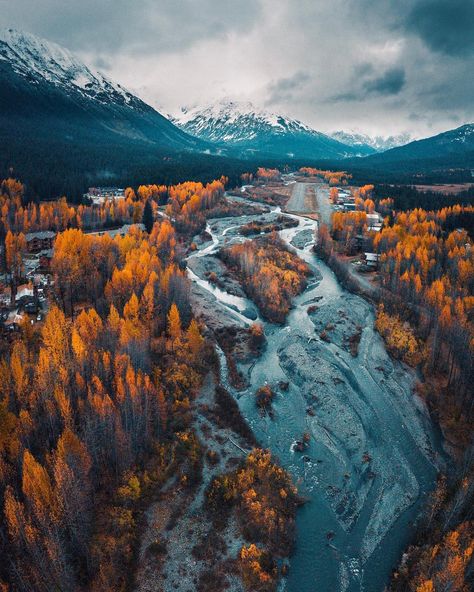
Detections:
[1, 0, 472, 136]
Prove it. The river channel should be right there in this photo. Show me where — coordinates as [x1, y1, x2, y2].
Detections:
[187, 184, 443, 592]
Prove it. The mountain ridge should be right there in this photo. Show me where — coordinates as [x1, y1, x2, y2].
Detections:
[329, 130, 411, 153]
[0, 28, 211, 152]
[174, 99, 369, 159]
[360, 123, 474, 165]
[0, 28, 235, 199]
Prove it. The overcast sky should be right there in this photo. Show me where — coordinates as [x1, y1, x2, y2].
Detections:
[1, 0, 473, 138]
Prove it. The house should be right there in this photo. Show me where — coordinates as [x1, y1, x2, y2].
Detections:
[89, 223, 146, 239]
[338, 191, 353, 205]
[24, 255, 41, 277]
[83, 187, 125, 206]
[3, 310, 23, 331]
[15, 283, 34, 301]
[338, 190, 352, 199]
[25, 231, 56, 253]
[39, 249, 54, 271]
[364, 252, 380, 268]
[366, 212, 383, 232]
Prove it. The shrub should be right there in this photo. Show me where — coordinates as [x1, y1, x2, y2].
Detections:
[255, 385, 275, 413]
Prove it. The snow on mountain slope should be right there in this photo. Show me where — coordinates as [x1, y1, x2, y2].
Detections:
[0, 28, 208, 152]
[448, 123, 474, 143]
[0, 28, 139, 108]
[174, 99, 366, 159]
[330, 130, 412, 153]
[175, 99, 316, 142]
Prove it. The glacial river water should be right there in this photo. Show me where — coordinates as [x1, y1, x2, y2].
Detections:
[187, 187, 444, 592]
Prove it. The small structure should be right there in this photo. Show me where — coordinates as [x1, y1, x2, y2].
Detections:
[22, 299, 40, 315]
[89, 223, 146, 239]
[3, 311, 23, 331]
[364, 252, 380, 269]
[38, 249, 54, 271]
[366, 212, 383, 232]
[15, 283, 34, 301]
[338, 192, 354, 206]
[83, 187, 125, 206]
[25, 231, 55, 253]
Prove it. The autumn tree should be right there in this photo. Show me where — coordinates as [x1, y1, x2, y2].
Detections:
[167, 303, 182, 347]
[186, 319, 204, 362]
[52, 429, 93, 554]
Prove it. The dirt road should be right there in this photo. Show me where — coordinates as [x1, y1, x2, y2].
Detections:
[313, 183, 333, 226]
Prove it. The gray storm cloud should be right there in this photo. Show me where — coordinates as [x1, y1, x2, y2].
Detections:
[0, 0, 262, 53]
[405, 0, 474, 56]
[0, 0, 472, 136]
[265, 71, 311, 105]
[363, 68, 406, 97]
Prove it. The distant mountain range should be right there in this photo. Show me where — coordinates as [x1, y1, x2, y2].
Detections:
[363, 123, 474, 164]
[174, 101, 417, 158]
[329, 130, 411, 153]
[174, 100, 369, 159]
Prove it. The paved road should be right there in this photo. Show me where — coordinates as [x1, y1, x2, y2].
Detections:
[285, 182, 308, 212]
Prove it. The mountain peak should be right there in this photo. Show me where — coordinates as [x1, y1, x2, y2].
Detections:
[330, 129, 412, 152]
[0, 27, 137, 107]
[176, 98, 305, 132]
[174, 98, 372, 159]
[174, 98, 332, 147]
[0, 28, 208, 164]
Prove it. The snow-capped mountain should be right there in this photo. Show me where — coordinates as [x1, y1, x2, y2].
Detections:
[0, 28, 207, 152]
[0, 28, 142, 108]
[174, 99, 366, 159]
[330, 130, 411, 153]
[176, 100, 317, 144]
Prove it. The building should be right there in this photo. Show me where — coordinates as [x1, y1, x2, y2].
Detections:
[24, 257, 40, 277]
[39, 249, 54, 271]
[88, 223, 146, 239]
[3, 312, 23, 332]
[83, 187, 126, 206]
[15, 283, 34, 302]
[25, 231, 55, 253]
[343, 202, 357, 212]
[364, 252, 380, 268]
[366, 212, 383, 232]
[337, 191, 354, 205]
